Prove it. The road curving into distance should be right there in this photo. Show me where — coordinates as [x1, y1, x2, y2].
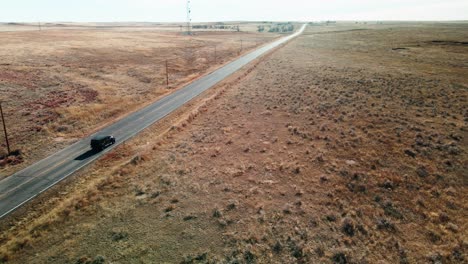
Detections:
[0, 24, 307, 219]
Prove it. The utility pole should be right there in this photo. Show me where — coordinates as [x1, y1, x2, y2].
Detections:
[38, 21, 42, 31]
[214, 46, 217, 64]
[0, 102, 11, 156]
[165, 60, 169, 86]
[240, 39, 243, 54]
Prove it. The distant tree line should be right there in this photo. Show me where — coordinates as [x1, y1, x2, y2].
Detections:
[192, 23, 240, 31]
[258, 23, 295, 33]
[308, 21, 337, 26]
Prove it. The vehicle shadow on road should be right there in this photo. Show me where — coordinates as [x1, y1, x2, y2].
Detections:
[75, 149, 99, 161]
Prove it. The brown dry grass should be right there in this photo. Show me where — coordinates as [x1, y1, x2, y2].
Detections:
[0, 22, 467, 263]
[0, 24, 280, 178]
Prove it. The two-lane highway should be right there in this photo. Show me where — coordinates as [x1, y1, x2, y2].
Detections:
[0, 24, 306, 219]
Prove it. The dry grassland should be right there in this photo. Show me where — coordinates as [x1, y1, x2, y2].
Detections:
[0, 22, 467, 263]
[0, 24, 279, 178]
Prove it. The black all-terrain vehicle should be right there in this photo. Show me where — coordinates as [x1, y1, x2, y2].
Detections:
[90, 135, 116, 151]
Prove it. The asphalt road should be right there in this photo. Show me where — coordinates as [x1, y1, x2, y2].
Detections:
[0, 24, 306, 219]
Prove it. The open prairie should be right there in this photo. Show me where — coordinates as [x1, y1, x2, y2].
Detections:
[0, 22, 467, 263]
[0, 22, 281, 178]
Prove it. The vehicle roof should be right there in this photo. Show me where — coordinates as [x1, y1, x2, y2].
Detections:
[91, 135, 110, 141]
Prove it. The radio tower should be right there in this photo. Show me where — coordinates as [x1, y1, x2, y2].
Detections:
[186, 0, 192, 35]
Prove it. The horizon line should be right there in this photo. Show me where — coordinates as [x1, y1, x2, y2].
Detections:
[2, 20, 468, 23]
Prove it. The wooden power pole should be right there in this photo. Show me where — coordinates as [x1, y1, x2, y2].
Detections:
[0, 102, 11, 156]
[165, 60, 169, 86]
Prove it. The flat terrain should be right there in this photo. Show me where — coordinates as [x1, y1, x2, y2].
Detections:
[0, 25, 304, 219]
[0, 23, 280, 178]
[0, 22, 467, 263]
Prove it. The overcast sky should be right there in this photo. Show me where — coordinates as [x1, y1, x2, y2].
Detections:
[1, 0, 467, 22]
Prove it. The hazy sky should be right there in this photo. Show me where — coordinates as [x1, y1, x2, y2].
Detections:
[1, 0, 467, 22]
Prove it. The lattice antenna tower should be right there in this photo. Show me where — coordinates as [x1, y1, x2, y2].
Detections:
[186, 0, 192, 35]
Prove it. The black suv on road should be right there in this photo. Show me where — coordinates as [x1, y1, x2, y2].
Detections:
[90, 135, 116, 151]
